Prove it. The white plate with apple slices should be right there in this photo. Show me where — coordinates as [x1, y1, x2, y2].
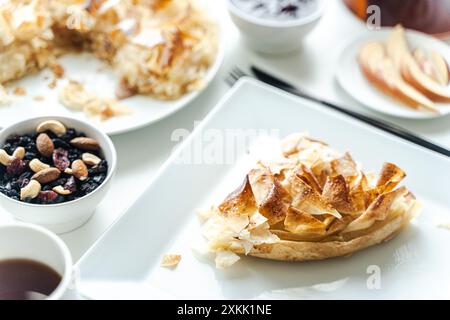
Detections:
[336, 26, 450, 119]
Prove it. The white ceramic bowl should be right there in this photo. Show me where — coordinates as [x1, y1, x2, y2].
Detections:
[227, 0, 326, 54]
[0, 223, 73, 300]
[0, 116, 117, 234]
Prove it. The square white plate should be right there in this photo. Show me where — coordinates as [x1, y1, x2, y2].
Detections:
[77, 78, 450, 299]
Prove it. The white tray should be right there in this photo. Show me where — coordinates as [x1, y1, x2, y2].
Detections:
[77, 78, 450, 299]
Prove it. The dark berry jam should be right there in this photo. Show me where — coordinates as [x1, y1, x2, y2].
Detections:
[232, 0, 319, 21]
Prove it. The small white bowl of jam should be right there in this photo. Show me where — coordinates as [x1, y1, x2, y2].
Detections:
[228, 0, 326, 54]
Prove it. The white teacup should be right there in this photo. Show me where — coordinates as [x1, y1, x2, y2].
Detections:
[0, 223, 74, 300]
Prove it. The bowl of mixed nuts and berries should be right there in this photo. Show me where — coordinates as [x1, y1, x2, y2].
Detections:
[0, 117, 117, 233]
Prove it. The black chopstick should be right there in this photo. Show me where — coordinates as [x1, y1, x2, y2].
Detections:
[250, 66, 450, 158]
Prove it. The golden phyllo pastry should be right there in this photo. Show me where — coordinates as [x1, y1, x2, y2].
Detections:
[201, 133, 421, 268]
[0, 0, 218, 100]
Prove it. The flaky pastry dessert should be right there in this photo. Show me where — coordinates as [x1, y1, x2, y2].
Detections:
[0, 0, 218, 100]
[201, 133, 421, 268]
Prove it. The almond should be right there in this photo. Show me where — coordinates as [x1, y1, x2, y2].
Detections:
[70, 137, 100, 151]
[36, 133, 54, 157]
[32, 167, 61, 184]
[72, 159, 88, 180]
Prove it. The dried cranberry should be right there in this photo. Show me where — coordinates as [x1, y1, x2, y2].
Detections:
[64, 176, 77, 193]
[17, 172, 31, 188]
[52, 148, 70, 171]
[6, 158, 26, 176]
[37, 191, 58, 204]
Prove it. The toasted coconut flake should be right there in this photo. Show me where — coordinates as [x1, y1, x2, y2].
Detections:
[287, 173, 341, 219]
[343, 187, 408, 233]
[219, 176, 256, 217]
[160, 254, 181, 268]
[295, 163, 322, 193]
[330, 152, 360, 180]
[284, 207, 327, 236]
[322, 175, 366, 215]
[376, 162, 406, 192]
[248, 212, 268, 230]
[215, 251, 240, 269]
[248, 164, 289, 225]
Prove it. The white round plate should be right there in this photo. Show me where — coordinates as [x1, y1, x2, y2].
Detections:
[336, 28, 450, 119]
[0, 6, 224, 135]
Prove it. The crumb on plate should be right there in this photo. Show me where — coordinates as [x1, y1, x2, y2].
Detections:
[50, 63, 64, 78]
[59, 81, 131, 121]
[0, 85, 11, 106]
[160, 254, 182, 268]
[48, 79, 57, 89]
[33, 95, 45, 101]
[437, 222, 450, 229]
[13, 87, 26, 95]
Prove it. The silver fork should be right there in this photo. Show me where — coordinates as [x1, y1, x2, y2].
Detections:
[225, 67, 249, 87]
[224, 65, 450, 157]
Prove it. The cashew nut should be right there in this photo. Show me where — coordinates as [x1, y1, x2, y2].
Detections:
[0, 149, 13, 166]
[29, 158, 50, 173]
[53, 186, 71, 195]
[12, 147, 25, 160]
[82, 152, 101, 165]
[36, 120, 67, 136]
[20, 180, 41, 200]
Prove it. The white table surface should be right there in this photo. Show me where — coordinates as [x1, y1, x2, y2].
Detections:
[1, 0, 449, 262]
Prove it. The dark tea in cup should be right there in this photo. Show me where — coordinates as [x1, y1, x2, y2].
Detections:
[0, 259, 61, 300]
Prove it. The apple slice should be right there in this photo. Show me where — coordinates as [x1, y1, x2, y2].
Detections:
[359, 41, 438, 113]
[430, 51, 450, 85]
[385, 25, 450, 102]
[414, 48, 449, 86]
[402, 54, 450, 102]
